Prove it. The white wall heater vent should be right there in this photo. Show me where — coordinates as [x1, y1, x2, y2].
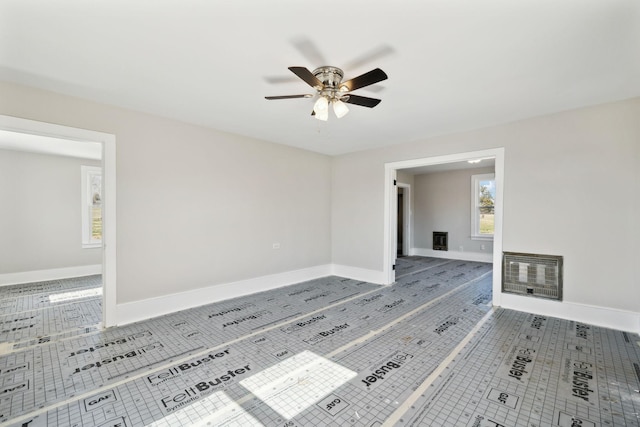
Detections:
[502, 252, 563, 300]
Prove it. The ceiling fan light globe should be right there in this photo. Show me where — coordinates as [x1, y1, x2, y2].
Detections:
[315, 108, 329, 121]
[313, 96, 329, 114]
[332, 100, 349, 118]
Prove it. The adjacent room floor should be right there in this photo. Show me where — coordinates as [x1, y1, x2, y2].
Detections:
[1, 257, 638, 426]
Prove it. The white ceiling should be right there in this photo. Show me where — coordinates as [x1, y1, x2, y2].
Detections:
[1, 0, 638, 156]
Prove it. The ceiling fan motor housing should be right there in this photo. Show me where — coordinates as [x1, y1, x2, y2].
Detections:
[312, 66, 346, 98]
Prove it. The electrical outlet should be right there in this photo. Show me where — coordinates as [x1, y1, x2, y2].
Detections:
[459, 245, 463, 252]
[272, 243, 280, 249]
[481, 244, 485, 250]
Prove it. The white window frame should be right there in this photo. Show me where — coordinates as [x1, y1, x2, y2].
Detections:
[81, 165, 102, 248]
[471, 173, 495, 241]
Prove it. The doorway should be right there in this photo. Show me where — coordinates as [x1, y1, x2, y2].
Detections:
[0, 115, 117, 326]
[396, 183, 410, 258]
[383, 148, 505, 307]
[397, 188, 403, 257]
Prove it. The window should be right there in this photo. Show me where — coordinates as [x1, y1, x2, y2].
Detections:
[81, 166, 102, 248]
[471, 173, 495, 239]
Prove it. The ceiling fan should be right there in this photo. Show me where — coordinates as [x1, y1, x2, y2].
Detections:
[265, 66, 388, 121]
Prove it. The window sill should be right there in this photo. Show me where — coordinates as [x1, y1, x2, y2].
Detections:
[82, 243, 102, 249]
[471, 235, 494, 241]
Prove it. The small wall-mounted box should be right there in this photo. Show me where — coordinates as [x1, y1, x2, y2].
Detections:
[433, 231, 448, 251]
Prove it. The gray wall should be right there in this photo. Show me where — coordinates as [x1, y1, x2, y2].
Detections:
[2, 80, 638, 317]
[0, 81, 332, 305]
[396, 171, 414, 187]
[332, 97, 640, 313]
[413, 167, 494, 254]
[0, 149, 102, 273]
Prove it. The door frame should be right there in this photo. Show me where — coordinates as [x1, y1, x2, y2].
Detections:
[0, 115, 117, 327]
[396, 182, 411, 257]
[383, 148, 505, 306]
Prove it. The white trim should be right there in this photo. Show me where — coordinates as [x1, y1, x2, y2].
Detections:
[0, 115, 117, 327]
[384, 148, 505, 297]
[501, 293, 640, 335]
[470, 235, 493, 241]
[82, 243, 102, 249]
[383, 168, 397, 284]
[331, 264, 386, 285]
[116, 264, 333, 326]
[102, 131, 117, 327]
[411, 247, 493, 263]
[492, 149, 505, 306]
[0, 264, 102, 286]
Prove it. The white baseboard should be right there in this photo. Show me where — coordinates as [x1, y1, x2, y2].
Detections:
[500, 293, 640, 335]
[411, 247, 493, 263]
[0, 264, 102, 287]
[115, 264, 333, 326]
[331, 264, 387, 285]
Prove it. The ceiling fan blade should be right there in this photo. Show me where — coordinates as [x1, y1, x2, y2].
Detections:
[291, 37, 327, 66]
[343, 94, 382, 108]
[265, 94, 313, 100]
[264, 75, 300, 84]
[343, 45, 394, 70]
[288, 66, 323, 89]
[340, 68, 388, 92]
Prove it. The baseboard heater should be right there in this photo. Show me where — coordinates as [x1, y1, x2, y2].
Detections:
[502, 252, 563, 300]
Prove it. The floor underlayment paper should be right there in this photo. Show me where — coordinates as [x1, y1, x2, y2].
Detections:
[0, 257, 638, 426]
